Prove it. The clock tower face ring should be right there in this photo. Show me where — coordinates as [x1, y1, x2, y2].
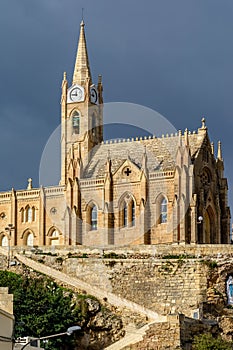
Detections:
[90, 87, 98, 104]
[69, 87, 83, 102]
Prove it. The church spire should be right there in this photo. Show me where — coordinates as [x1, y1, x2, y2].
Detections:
[72, 20, 92, 86]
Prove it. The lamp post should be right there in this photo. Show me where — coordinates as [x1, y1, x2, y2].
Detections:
[20, 326, 81, 349]
[5, 224, 15, 268]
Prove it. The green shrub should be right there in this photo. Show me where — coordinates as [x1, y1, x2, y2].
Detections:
[193, 333, 232, 350]
[0, 271, 84, 350]
[201, 260, 218, 269]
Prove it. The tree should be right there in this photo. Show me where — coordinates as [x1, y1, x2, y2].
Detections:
[193, 333, 232, 350]
[0, 271, 82, 349]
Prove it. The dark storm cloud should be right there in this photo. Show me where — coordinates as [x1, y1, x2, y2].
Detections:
[0, 0, 232, 210]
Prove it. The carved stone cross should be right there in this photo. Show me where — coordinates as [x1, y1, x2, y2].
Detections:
[124, 168, 131, 176]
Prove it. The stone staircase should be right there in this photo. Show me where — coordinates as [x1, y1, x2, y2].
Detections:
[104, 322, 154, 350]
[0, 247, 167, 349]
[13, 253, 166, 322]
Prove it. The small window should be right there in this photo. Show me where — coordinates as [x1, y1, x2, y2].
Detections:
[72, 111, 80, 134]
[20, 208, 24, 223]
[91, 205, 97, 230]
[160, 198, 167, 223]
[28, 208, 33, 223]
[32, 207, 36, 221]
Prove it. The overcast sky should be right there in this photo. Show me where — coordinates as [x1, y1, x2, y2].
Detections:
[0, 0, 233, 211]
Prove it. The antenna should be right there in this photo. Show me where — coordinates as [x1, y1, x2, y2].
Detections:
[82, 7, 84, 22]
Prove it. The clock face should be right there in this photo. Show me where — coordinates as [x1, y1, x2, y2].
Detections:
[69, 87, 83, 102]
[90, 87, 98, 104]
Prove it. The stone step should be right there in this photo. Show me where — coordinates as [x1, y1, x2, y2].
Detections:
[104, 322, 153, 349]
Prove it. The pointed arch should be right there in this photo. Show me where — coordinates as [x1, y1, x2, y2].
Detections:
[72, 110, 80, 134]
[1, 235, 8, 247]
[123, 201, 127, 227]
[47, 227, 61, 246]
[155, 193, 168, 224]
[25, 205, 29, 222]
[32, 206, 36, 221]
[204, 205, 216, 243]
[119, 192, 136, 228]
[160, 197, 168, 223]
[27, 232, 34, 246]
[21, 229, 35, 246]
[86, 202, 98, 231]
[28, 207, 33, 223]
[23, 205, 36, 223]
[91, 205, 98, 230]
[20, 207, 24, 223]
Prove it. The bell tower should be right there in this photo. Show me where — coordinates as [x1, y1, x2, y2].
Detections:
[60, 20, 103, 186]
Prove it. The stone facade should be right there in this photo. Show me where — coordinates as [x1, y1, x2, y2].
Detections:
[0, 21, 230, 249]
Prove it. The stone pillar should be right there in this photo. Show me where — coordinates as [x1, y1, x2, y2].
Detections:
[190, 195, 197, 243]
[39, 187, 45, 246]
[10, 189, 17, 246]
[172, 197, 178, 243]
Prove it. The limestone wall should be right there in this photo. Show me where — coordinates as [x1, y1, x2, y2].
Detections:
[62, 257, 207, 318]
[121, 314, 214, 350]
[9, 243, 233, 257]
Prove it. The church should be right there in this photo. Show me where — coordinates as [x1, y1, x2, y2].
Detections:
[0, 21, 230, 248]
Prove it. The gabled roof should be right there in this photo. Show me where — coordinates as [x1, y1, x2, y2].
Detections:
[83, 130, 207, 178]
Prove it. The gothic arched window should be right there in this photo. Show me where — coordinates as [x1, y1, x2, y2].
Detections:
[28, 208, 33, 223]
[121, 198, 136, 228]
[20, 208, 24, 223]
[31, 207, 36, 221]
[72, 111, 80, 134]
[160, 197, 168, 223]
[123, 202, 127, 227]
[91, 205, 97, 231]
